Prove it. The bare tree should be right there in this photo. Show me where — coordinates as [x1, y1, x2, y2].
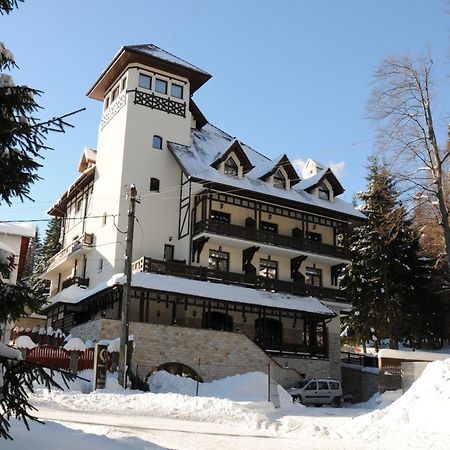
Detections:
[368, 54, 450, 272]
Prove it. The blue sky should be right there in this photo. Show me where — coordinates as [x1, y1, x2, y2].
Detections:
[1, 0, 449, 227]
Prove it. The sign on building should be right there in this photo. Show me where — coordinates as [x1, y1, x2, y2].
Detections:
[93, 343, 108, 390]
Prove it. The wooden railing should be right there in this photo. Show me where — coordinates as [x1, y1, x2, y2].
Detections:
[194, 220, 350, 260]
[134, 89, 186, 117]
[132, 257, 348, 303]
[341, 351, 378, 368]
[61, 276, 90, 290]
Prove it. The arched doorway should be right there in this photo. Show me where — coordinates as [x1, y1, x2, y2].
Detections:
[149, 362, 202, 381]
[202, 311, 233, 331]
[254, 317, 283, 344]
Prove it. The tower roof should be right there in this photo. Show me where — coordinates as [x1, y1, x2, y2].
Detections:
[87, 44, 212, 100]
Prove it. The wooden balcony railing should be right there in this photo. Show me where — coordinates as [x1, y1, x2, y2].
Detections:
[193, 220, 350, 260]
[132, 257, 348, 303]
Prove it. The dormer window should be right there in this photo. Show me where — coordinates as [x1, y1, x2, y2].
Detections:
[224, 157, 238, 176]
[318, 183, 330, 200]
[273, 170, 286, 189]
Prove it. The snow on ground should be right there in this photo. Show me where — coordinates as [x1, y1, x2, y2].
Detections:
[3, 361, 450, 449]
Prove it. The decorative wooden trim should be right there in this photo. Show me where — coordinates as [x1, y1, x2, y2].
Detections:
[134, 88, 186, 117]
[100, 91, 126, 129]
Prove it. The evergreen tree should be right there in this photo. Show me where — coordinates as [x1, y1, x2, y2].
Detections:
[341, 157, 437, 349]
[41, 217, 62, 261]
[0, 1, 81, 439]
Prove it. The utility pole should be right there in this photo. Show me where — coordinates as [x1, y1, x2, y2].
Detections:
[119, 184, 138, 388]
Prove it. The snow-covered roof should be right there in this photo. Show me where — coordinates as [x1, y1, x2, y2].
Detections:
[168, 123, 365, 221]
[378, 349, 450, 362]
[125, 44, 211, 76]
[47, 271, 335, 316]
[0, 222, 35, 238]
[78, 147, 97, 173]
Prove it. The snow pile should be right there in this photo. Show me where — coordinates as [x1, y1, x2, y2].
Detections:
[367, 358, 450, 433]
[64, 337, 86, 352]
[107, 338, 120, 353]
[15, 335, 37, 349]
[148, 371, 292, 406]
[353, 389, 402, 410]
[0, 342, 22, 359]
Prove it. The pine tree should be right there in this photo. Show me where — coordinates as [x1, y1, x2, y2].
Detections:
[341, 157, 437, 349]
[0, 1, 81, 439]
[41, 217, 62, 261]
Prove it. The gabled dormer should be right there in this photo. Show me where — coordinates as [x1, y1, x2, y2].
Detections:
[302, 158, 325, 179]
[254, 154, 300, 190]
[211, 140, 254, 178]
[299, 167, 344, 202]
[78, 147, 97, 173]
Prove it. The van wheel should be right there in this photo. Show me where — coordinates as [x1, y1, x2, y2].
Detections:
[293, 395, 303, 404]
[332, 396, 342, 408]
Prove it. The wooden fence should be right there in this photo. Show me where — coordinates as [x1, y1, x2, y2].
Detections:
[25, 345, 115, 372]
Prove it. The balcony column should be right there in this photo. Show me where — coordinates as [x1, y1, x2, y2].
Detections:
[171, 297, 177, 325]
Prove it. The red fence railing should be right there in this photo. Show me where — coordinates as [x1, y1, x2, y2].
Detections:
[26, 345, 71, 370]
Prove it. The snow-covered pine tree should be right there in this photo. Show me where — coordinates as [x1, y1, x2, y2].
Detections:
[341, 157, 433, 349]
[41, 217, 62, 262]
[0, 1, 80, 439]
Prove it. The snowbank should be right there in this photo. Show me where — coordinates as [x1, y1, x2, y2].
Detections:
[148, 371, 293, 406]
[0, 342, 22, 359]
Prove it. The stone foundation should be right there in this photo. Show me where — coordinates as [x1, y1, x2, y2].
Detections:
[70, 319, 339, 388]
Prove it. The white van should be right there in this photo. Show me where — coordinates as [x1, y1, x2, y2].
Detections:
[288, 378, 343, 407]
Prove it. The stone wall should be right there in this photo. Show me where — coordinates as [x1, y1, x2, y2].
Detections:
[69, 319, 338, 388]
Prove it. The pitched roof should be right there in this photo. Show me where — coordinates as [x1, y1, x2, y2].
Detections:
[298, 168, 345, 196]
[251, 154, 300, 186]
[167, 123, 365, 221]
[210, 140, 255, 173]
[46, 272, 335, 317]
[88, 44, 212, 100]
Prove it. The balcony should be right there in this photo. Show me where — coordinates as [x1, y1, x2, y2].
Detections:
[132, 257, 348, 303]
[61, 276, 90, 290]
[193, 220, 350, 261]
[44, 233, 94, 274]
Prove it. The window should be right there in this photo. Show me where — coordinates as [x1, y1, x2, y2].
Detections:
[305, 266, 322, 287]
[208, 250, 229, 272]
[318, 183, 330, 200]
[259, 259, 278, 279]
[121, 77, 127, 92]
[171, 83, 183, 99]
[261, 221, 278, 234]
[98, 258, 103, 273]
[273, 169, 286, 189]
[155, 78, 168, 94]
[329, 381, 340, 390]
[164, 244, 174, 261]
[150, 178, 160, 192]
[75, 198, 82, 213]
[112, 86, 119, 101]
[104, 96, 110, 110]
[307, 231, 322, 242]
[210, 210, 230, 223]
[224, 157, 238, 176]
[138, 74, 152, 90]
[318, 381, 329, 390]
[305, 382, 317, 391]
[153, 135, 162, 149]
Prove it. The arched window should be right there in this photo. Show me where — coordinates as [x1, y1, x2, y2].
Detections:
[153, 135, 163, 149]
[318, 183, 330, 200]
[273, 169, 286, 189]
[150, 177, 160, 192]
[224, 157, 238, 176]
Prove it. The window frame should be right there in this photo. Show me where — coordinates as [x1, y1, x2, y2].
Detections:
[152, 135, 163, 149]
[318, 183, 330, 200]
[305, 266, 322, 287]
[164, 244, 174, 261]
[138, 73, 152, 90]
[155, 78, 168, 95]
[261, 221, 278, 234]
[273, 169, 286, 189]
[150, 177, 160, 192]
[112, 86, 119, 102]
[224, 157, 239, 176]
[208, 249, 230, 272]
[171, 83, 183, 99]
[210, 210, 231, 223]
[259, 259, 278, 279]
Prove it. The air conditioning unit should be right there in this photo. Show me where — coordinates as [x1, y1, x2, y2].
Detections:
[83, 232, 94, 246]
